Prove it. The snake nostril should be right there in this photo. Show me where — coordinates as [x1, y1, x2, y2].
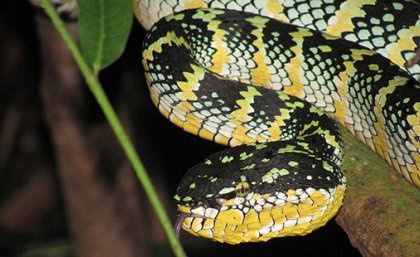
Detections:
[264, 150, 275, 159]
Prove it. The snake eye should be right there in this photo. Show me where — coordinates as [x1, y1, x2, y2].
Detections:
[235, 181, 249, 197]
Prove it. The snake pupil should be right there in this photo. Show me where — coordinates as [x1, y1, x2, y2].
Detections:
[235, 181, 250, 196]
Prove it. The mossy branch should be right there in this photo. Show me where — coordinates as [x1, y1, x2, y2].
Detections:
[336, 128, 419, 257]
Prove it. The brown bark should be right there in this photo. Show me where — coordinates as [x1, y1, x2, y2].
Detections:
[0, 7, 59, 240]
[35, 15, 160, 257]
[0, 168, 55, 232]
[335, 129, 420, 257]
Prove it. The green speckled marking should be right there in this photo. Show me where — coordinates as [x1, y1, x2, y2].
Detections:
[241, 163, 256, 170]
[392, 2, 403, 10]
[275, 168, 290, 176]
[319, 45, 332, 52]
[240, 152, 254, 160]
[183, 196, 192, 201]
[278, 93, 290, 101]
[167, 13, 184, 22]
[261, 158, 270, 163]
[219, 187, 235, 195]
[277, 145, 296, 154]
[221, 155, 234, 163]
[262, 168, 290, 183]
[192, 8, 224, 21]
[246, 16, 269, 24]
[255, 144, 267, 150]
[323, 162, 334, 173]
[288, 161, 299, 167]
[286, 101, 305, 108]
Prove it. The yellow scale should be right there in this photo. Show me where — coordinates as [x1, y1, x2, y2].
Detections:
[178, 185, 345, 244]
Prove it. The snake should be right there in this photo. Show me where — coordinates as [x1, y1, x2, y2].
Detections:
[34, 0, 420, 244]
[138, 0, 420, 244]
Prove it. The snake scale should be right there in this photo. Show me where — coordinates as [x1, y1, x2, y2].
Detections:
[138, 0, 420, 244]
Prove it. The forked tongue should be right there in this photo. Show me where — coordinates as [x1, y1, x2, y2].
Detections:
[174, 211, 207, 237]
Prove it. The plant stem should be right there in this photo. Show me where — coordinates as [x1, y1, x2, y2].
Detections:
[40, 1, 187, 256]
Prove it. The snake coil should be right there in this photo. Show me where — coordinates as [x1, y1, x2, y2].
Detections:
[139, 0, 420, 244]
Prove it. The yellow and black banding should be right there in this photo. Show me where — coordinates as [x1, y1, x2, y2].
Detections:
[136, 0, 420, 81]
[174, 139, 346, 243]
[141, 6, 419, 244]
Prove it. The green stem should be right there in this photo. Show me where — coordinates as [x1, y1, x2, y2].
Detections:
[40, 1, 187, 256]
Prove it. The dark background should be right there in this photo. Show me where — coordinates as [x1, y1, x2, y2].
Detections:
[0, 1, 361, 256]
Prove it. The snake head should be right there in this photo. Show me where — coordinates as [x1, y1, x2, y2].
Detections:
[174, 140, 346, 244]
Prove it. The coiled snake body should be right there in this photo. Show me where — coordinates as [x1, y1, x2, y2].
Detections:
[138, 0, 420, 244]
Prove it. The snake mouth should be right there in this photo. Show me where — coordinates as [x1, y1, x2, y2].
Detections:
[174, 211, 206, 238]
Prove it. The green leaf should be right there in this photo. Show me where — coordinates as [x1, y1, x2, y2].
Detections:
[78, 0, 132, 73]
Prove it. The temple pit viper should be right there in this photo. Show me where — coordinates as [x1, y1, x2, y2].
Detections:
[32, 0, 420, 245]
[137, 0, 420, 244]
[28, 0, 420, 245]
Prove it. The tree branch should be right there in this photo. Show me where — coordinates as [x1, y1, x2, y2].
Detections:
[336, 129, 420, 257]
